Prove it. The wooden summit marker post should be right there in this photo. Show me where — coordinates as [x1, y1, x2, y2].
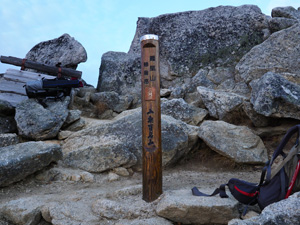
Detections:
[140, 34, 162, 202]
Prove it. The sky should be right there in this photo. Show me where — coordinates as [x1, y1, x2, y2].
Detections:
[0, 0, 299, 87]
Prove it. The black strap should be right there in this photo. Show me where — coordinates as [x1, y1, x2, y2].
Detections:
[279, 168, 287, 200]
[259, 160, 270, 186]
[192, 184, 228, 198]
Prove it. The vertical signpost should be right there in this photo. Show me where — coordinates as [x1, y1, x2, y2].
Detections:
[140, 34, 162, 202]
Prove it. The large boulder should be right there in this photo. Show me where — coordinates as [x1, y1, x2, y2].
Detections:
[250, 72, 300, 120]
[15, 97, 70, 140]
[0, 141, 62, 187]
[62, 108, 199, 172]
[97, 5, 268, 100]
[156, 189, 240, 224]
[198, 120, 268, 164]
[129, 5, 268, 79]
[26, 33, 87, 70]
[236, 24, 300, 84]
[229, 192, 300, 225]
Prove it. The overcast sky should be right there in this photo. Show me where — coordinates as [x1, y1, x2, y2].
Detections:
[0, 0, 299, 87]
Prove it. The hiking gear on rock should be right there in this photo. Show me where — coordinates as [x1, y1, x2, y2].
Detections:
[192, 124, 300, 213]
[25, 78, 80, 99]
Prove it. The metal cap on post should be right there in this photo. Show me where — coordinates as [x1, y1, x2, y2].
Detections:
[140, 34, 162, 202]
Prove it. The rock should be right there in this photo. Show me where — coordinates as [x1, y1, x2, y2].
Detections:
[228, 192, 300, 225]
[41, 201, 100, 225]
[62, 109, 86, 131]
[0, 197, 45, 225]
[97, 52, 141, 105]
[191, 69, 215, 89]
[271, 6, 300, 21]
[269, 17, 298, 33]
[198, 120, 268, 164]
[92, 198, 155, 220]
[0, 133, 19, 148]
[207, 67, 236, 90]
[58, 130, 74, 140]
[36, 167, 95, 183]
[236, 24, 300, 84]
[90, 91, 134, 114]
[170, 86, 186, 99]
[72, 93, 97, 118]
[0, 117, 17, 134]
[108, 172, 120, 182]
[0, 141, 62, 187]
[250, 72, 300, 120]
[98, 5, 268, 100]
[113, 167, 130, 177]
[161, 98, 207, 125]
[197, 86, 247, 123]
[106, 185, 142, 199]
[63, 109, 81, 127]
[63, 118, 86, 131]
[15, 97, 70, 140]
[0, 99, 15, 116]
[62, 108, 199, 172]
[63, 136, 137, 173]
[242, 101, 271, 127]
[115, 217, 173, 225]
[25, 33, 87, 70]
[129, 5, 267, 78]
[160, 88, 171, 97]
[0, 100, 17, 134]
[156, 189, 240, 224]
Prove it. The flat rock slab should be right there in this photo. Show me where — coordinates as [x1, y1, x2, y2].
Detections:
[0, 141, 62, 187]
[156, 189, 240, 224]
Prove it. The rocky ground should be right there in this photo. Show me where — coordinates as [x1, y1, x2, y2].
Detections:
[0, 151, 261, 204]
[0, 119, 265, 225]
[0, 118, 298, 225]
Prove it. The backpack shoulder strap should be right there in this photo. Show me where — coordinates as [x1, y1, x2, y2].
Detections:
[270, 144, 299, 179]
[261, 125, 300, 185]
[270, 125, 300, 165]
[192, 184, 228, 198]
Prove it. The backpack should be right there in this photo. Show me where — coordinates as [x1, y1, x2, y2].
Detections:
[192, 124, 300, 214]
[25, 78, 81, 99]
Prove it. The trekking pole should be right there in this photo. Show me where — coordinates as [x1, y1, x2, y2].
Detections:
[285, 156, 300, 199]
[140, 34, 162, 202]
